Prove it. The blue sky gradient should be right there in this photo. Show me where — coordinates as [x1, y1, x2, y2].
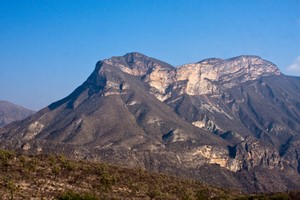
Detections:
[1, 0, 300, 110]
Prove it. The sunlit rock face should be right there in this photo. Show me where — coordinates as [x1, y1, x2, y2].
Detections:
[180, 144, 242, 172]
[108, 54, 280, 99]
[177, 56, 280, 95]
[23, 121, 44, 140]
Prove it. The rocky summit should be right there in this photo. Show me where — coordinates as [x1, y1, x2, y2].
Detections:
[1, 52, 300, 193]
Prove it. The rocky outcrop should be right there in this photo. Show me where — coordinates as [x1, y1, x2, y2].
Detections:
[177, 55, 280, 95]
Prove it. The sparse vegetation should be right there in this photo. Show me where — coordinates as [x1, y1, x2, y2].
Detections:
[0, 148, 299, 200]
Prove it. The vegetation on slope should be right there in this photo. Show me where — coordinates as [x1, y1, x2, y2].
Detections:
[0, 149, 299, 200]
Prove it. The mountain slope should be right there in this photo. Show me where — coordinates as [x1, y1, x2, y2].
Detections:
[0, 100, 34, 128]
[0, 52, 300, 193]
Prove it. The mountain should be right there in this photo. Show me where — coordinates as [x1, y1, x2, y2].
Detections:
[0, 52, 300, 193]
[0, 100, 34, 128]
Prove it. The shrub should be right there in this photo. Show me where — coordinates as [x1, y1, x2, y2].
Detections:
[0, 149, 15, 162]
[268, 193, 290, 200]
[95, 164, 116, 191]
[57, 191, 97, 200]
[48, 155, 57, 166]
[196, 189, 210, 199]
[0, 150, 15, 171]
[52, 165, 62, 176]
[3, 177, 17, 200]
[147, 185, 164, 200]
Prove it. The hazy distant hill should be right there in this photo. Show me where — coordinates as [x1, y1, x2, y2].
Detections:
[1, 53, 300, 193]
[0, 100, 34, 128]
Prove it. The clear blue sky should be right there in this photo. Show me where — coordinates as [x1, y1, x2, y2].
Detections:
[1, 0, 300, 110]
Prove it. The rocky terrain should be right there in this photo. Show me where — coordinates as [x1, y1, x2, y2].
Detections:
[0, 52, 300, 193]
[0, 100, 34, 128]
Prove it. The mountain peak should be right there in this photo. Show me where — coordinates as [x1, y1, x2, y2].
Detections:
[222, 55, 280, 76]
[197, 58, 223, 65]
[124, 52, 149, 59]
[109, 52, 150, 64]
[229, 55, 262, 60]
[174, 55, 281, 95]
[102, 52, 173, 76]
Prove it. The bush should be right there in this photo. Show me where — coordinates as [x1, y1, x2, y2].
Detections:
[196, 189, 210, 200]
[0, 149, 15, 161]
[95, 164, 116, 191]
[57, 191, 97, 200]
[3, 177, 17, 200]
[52, 165, 62, 176]
[268, 193, 290, 200]
[147, 185, 164, 200]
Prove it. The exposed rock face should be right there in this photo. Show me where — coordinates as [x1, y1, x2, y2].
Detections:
[0, 100, 35, 128]
[111, 54, 280, 99]
[0, 52, 300, 193]
[177, 55, 280, 95]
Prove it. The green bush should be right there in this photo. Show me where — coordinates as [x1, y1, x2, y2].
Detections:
[268, 193, 290, 200]
[3, 176, 17, 200]
[234, 193, 291, 200]
[48, 155, 57, 166]
[147, 185, 164, 200]
[0, 149, 15, 161]
[95, 164, 116, 191]
[52, 165, 62, 176]
[57, 191, 97, 200]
